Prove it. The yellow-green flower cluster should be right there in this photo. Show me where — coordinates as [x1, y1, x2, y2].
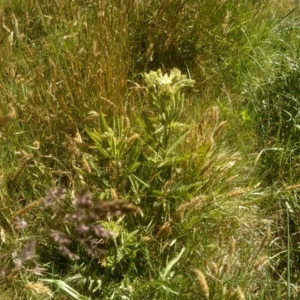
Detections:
[143, 68, 194, 101]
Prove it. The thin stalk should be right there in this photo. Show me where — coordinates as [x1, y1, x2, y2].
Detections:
[286, 201, 292, 300]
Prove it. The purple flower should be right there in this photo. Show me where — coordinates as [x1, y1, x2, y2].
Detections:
[73, 191, 92, 209]
[20, 237, 36, 261]
[59, 245, 79, 260]
[50, 230, 71, 245]
[77, 224, 90, 234]
[43, 186, 67, 210]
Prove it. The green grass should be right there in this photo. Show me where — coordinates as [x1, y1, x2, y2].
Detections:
[0, 0, 299, 299]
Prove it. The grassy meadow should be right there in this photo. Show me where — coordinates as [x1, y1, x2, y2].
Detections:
[0, 0, 300, 299]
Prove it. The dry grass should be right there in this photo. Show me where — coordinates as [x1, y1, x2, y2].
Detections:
[0, 1, 296, 299]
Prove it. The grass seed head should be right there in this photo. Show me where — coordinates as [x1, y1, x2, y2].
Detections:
[228, 236, 236, 257]
[222, 10, 231, 35]
[25, 282, 52, 296]
[82, 156, 91, 174]
[210, 262, 218, 276]
[221, 261, 230, 274]
[199, 156, 218, 176]
[212, 121, 228, 139]
[13, 199, 43, 219]
[32, 140, 40, 150]
[211, 106, 219, 125]
[0, 226, 6, 243]
[127, 133, 139, 145]
[73, 130, 83, 144]
[174, 202, 188, 220]
[157, 221, 172, 238]
[111, 188, 118, 201]
[142, 236, 154, 242]
[236, 285, 245, 300]
[11, 13, 21, 41]
[258, 230, 271, 252]
[226, 188, 249, 198]
[218, 0, 228, 9]
[174, 196, 205, 220]
[194, 269, 209, 299]
[254, 255, 268, 270]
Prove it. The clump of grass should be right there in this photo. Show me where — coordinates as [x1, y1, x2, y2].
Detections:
[191, 232, 273, 299]
[248, 11, 300, 286]
[252, 58, 300, 184]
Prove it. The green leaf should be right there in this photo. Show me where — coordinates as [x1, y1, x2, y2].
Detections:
[151, 189, 165, 197]
[129, 174, 150, 188]
[86, 130, 110, 158]
[133, 280, 179, 296]
[158, 154, 190, 169]
[40, 279, 90, 300]
[166, 130, 189, 156]
[117, 138, 127, 158]
[161, 247, 185, 279]
[126, 141, 142, 171]
[110, 136, 117, 159]
[99, 111, 108, 133]
[241, 109, 251, 121]
[128, 161, 141, 173]
[136, 114, 157, 142]
[95, 144, 110, 158]
[88, 159, 103, 176]
[128, 174, 139, 194]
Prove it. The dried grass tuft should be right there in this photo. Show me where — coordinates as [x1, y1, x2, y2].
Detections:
[25, 282, 52, 296]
